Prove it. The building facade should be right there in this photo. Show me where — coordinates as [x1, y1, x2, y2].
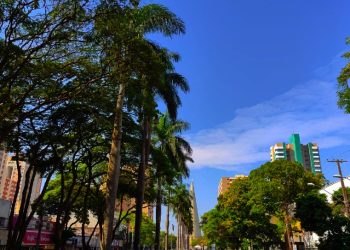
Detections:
[270, 133, 322, 174]
[0, 153, 42, 214]
[218, 175, 247, 197]
[0, 199, 11, 245]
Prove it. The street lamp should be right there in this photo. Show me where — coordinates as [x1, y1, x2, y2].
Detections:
[333, 174, 350, 180]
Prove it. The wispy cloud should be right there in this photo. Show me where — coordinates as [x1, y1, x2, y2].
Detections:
[187, 57, 350, 170]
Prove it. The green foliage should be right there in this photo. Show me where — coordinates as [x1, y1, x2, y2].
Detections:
[160, 232, 176, 249]
[294, 182, 350, 250]
[202, 160, 324, 249]
[169, 183, 193, 233]
[1, 1, 191, 249]
[124, 213, 156, 247]
[248, 160, 322, 214]
[295, 191, 332, 234]
[338, 37, 350, 112]
[331, 187, 350, 215]
[202, 177, 280, 249]
[318, 215, 350, 250]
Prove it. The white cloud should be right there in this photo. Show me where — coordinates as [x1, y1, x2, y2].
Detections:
[187, 59, 350, 170]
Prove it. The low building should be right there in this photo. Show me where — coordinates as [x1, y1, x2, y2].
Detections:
[320, 177, 350, 203]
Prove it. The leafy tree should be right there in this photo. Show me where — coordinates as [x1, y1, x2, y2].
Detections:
[337, 37, 350, 112]
[122, 213, 156, 248]
[160, 231, 177, 250]
[201, 207, 231, 250]
[202, 161, 323, 250]
[202, 177, 280, 250]
[93, 2, 186, 248]
[331, 187, 350, 215]
[295, 188, 350, 250]
[295, 191, 332, 235]
[169, 183, 193, 250]
[0, 0, 96, 143]
[248, 160, 322, 250]
[318, 215, 350, 250]
[152, 113, 192, 250]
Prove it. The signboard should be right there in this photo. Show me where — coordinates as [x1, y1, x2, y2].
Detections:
[22, 230, 54, 245]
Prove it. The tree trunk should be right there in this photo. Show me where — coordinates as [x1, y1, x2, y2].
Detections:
[176, 215, 181, 250]
[284, 210, 293, 250]
[35, 214, 43, 250]
[155, 176, 162, 250]
[133, 116, 151, 250]
[101, 81, 126, 250]
[164, 196, 170, 250]
[7, 146, 23, 250]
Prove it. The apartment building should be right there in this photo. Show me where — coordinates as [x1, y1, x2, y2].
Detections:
[270, 133, 322, 174]
[218, 175, 247, 196]
[0, 153, 42, 214]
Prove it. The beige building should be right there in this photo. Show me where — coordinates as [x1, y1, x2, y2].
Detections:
[0, 153, 42, 214]
[218, 175, 247, 196]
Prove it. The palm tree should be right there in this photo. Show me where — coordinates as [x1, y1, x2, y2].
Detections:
[130, 47, 190, 250]
[152, 114, 193, 250]
[169, 183, 193, 250]
[94, 2, 185, 249]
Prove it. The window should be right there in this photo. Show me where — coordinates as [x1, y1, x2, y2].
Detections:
[7, 166, 13, 178]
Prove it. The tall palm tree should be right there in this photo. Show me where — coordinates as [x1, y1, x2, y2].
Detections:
[130, 47, 190, 250]
[94, 2, 185, 249]
[152, 114, 193, 250]
[169, 183, 193, 250]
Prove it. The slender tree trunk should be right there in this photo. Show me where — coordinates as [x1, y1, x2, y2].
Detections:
[87, 221, 99, 247]
[164, 193, 170, 250]
[35, 214, 43, 250]
[133, 116, 151, 250]
[7, 145, 23, 250]
[101, 81, 126, 250]
[284, 207, 293, 250]
[82, 218, 87, 250]
[15, 166, 37, 247]
[155, 176, 162, 250]
[176, 215, 181, 250]
[82, 163, 92, 250]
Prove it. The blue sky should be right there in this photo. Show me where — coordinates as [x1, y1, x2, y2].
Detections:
[148, 0, 350, 220]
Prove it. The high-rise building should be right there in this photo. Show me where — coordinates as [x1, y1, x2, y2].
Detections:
[189, 182, 201, 239]
[270, 133, 322, 174]
[218, 175, 247, 197]
[0, 153, 42, 214]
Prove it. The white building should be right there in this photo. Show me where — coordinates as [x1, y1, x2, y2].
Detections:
[320, 177, 350, 203]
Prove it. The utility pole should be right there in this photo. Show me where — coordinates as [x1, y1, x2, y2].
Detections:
[328, 159, 350, 217]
